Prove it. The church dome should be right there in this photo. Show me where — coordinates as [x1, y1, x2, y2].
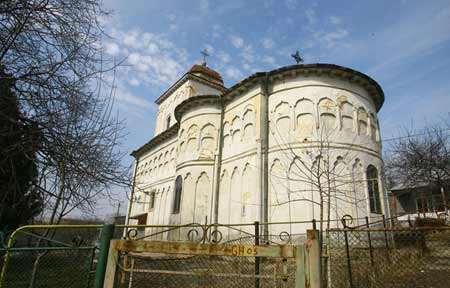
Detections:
[189, 64, 223, 85]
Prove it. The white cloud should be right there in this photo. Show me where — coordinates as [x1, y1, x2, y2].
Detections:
[230, 35, 244, 48]
[261, 38, 274, 49]
[105, 42, 120, 56]
[225, 66, 244, 80]
[240, 45, 255, 63]
[199, 0, 209, 14]
[262, 55, 277, 66]
[304, 8, 317, 26]
[101, 25, 190, 117]
[329, 16, 342, 25]
[322, 29, 349, 48]
[211, 25, 223, 39]
[217, 51, 231, 64]
[123, 30, 140, 48]
[167, 13, 177, 31]
[115, 88, 153, 109]
[285, 0, 298, 10]
[112, 29, 187, 86]
[127, 52, 141, 65]
[129, 78, 140, 87]
[205, 44, 214, 54]
[167, 13, 176, 21]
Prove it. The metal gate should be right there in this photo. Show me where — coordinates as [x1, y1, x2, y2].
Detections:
[103, 230, 320, 288]
[0, 225, 102, 288]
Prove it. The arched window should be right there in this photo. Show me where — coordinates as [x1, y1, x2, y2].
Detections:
[367, 165, 382, 214]
[173, 175, 182, 214]
[166, 116, 171, 130]
[149, 191, 156, 210]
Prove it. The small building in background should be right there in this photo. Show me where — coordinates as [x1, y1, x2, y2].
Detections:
[390, 182, 449, 222]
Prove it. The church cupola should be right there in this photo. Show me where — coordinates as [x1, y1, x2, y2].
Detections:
[189, 64, 224, 86]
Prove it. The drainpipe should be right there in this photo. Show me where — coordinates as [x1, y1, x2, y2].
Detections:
[260, 73, 270, 241]
[213, 97, 225, 226]
[124, 157, 140, 238]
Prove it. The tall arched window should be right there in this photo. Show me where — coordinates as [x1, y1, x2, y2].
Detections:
[367, 165, 382, 214]
[149, 190, 156, 210]
[166, 116, 171, 130]
[173, 175, 182, 214]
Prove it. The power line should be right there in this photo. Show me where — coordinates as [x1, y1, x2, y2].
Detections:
[381, 127, 450, 143]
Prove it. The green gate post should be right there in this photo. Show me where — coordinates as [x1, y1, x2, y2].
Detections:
[95, 224, 115, 288]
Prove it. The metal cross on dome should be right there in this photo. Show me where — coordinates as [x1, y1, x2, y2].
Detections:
[200, 49, 209, 66]
[291, 50, 304, 64]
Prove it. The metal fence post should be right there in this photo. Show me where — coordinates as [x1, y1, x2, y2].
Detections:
[344, 229, 353, 288]
[95, 224, 115, 288]
[365, 217, 374, 267]
[254, 221, 260, 288]
[382, 215, 390, 262]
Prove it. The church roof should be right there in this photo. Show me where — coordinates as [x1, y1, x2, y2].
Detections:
[174, 95, 220, 122]
[154, 65, 226, 105]
[223, 63, 385, 112]
[189, 64, 223, 83]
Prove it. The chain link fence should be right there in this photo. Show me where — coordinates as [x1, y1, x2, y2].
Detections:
[0, 226, 102, 288]
[326, 227, 450, 288]
[1, 247, 95, 288]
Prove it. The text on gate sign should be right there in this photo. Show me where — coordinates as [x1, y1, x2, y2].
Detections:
[231, 245, 258, 256]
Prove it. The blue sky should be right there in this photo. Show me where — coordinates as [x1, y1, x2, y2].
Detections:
[94, 0, 450, 217]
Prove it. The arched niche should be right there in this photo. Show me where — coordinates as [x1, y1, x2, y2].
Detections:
[318, 97, 336, 133]
[273, 101, 291, 140]
[231, 116, 241, 145]
[194, 172, 210, 223]
[242, 108, 255, 143]
[241, 164, 252, 218]
[340, 101, 354, 132]
[186, 124, 199, 153]
[218, 169, 230, 224]
[295, 98, 315, 137]
[230, 167, 240, 224]
[358, 107, 368, 135]
[199, 123, 216, 159]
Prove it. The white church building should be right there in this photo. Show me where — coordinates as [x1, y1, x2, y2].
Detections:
[127, 61, 388, 240]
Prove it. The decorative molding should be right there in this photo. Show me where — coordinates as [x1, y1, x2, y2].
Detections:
[268, 142, 382, 159]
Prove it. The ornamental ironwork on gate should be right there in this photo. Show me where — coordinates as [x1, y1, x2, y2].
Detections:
[104, 225, 320, 288]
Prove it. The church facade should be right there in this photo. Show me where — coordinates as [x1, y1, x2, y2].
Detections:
[127, 62, 387, 239]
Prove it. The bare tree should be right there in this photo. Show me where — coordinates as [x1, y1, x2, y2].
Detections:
[270, 122, 365, 230]
[0, 2, 132, 287]
[0, 0, 130, 225]
[386, 120, 450, 214]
